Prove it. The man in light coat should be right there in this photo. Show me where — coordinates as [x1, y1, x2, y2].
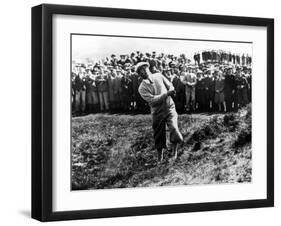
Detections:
[182, 66, 197, 112]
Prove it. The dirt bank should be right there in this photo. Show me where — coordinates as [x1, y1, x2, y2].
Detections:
[72, 105, 252, 190]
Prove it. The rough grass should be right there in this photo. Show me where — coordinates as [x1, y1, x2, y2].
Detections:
[72, 105, 252, 190]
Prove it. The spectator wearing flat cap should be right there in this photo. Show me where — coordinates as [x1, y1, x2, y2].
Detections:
[181, 66, 197, 112]
[195, 70, 204, 112]
[85, 71, 99, 113]
[112, 69, 123, 111]
[96, 71, 110, 112]
[201, 69, 213, 112]
[242, 54, 246, 66]
[224, 67, 236, 112]
[244, 68, 252, 102]
[110, 54, 118, 67]
[121, 70, 133, 111]
[71, 72, 77, 112]
[74, 71, 87, 114]
[194, 52, 201, 65]
[235, 69, 249, 108]
[214, 70, 226, 112]
[108, 69, 117, 112]
[172, 68, 185, 113]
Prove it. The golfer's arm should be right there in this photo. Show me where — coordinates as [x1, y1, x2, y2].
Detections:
[138, 86, 167, 106]
[162, 74, 175, 91]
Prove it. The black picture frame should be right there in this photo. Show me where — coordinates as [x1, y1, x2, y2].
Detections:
[31, 3, 274, 222]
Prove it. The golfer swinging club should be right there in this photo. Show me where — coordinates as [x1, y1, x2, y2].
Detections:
[136, 62, 183, 162]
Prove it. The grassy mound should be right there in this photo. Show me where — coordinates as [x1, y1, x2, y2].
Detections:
[72, 105, 252, 190]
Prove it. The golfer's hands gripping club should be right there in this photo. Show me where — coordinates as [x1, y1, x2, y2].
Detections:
[167, 90, 176, 97]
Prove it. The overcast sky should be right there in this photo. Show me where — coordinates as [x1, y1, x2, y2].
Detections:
[72, 34, 252, 63]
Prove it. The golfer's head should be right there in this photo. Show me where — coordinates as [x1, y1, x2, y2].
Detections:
[136, 62, 150, 79]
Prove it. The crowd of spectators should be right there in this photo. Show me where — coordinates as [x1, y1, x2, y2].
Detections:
[72, 50, 252, 116]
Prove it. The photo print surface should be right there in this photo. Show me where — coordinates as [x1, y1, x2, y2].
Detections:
[71, 34, 252, 191]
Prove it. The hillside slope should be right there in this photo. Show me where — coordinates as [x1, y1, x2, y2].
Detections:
[72, 105, 252, 190]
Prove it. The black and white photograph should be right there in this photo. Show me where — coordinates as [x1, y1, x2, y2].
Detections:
[29, 3, 274, 222]
[71, 34, 252, 190]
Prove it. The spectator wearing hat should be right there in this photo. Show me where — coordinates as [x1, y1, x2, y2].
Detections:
[108, 69, 117, 112]
[137, 62, 183, 162]
[236, 54, 240, 65]
[244, 67, 252, 102]
[232, 54, 236, 64]
[135, 52, 144, 63]
[194, 52, 200, 65]
[130, 52, 137, 64]
[74, 72, 87, 114]
[224, 67, 236, 112]
[110, 54, 118, 67]
[117, 54, 132, 69]
[195, 70, 204, 112]
[113, 69, 123, 111]
[85, 71, 99, 113]
[242, 54, 246, 66]
[96, 71, 110, 112]
[71, 72, 77, 111]
[121, 70, 133, 111]
[201, 69, 213, 112]
[172, 68, 185, 113]
[235, 69, 249, 108]
[182, 66, 197, 112]
[214, 70, 226, 112]
[149, 57, 159, 74]
[246, 54, 252, 66]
